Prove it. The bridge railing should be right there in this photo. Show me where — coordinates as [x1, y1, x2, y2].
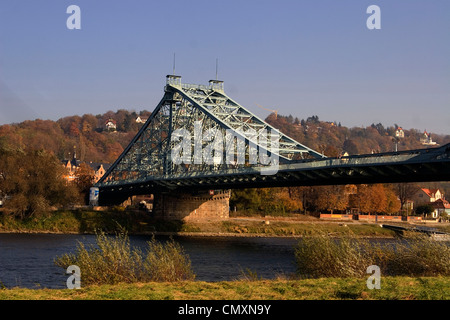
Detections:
[180, 83, 214, 91]
[289, 153, 419, 169]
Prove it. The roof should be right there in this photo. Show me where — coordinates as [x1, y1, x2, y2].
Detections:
[62, 158, 82, 168]
[62, 158, 111, 173]
[421, 188, 440, 197]
[432, 199, 450, 209]
[87, 162, 111, 172]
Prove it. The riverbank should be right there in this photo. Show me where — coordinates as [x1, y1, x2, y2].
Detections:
[1, 208, 449, 238]
[1, 277, 449, 300]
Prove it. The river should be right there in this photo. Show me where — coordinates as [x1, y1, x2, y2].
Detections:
[0, 233, 300, 289]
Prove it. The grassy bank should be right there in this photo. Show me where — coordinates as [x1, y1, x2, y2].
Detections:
[219, 219, 397, 237]
[0, 208, 408, 237]
[0, 209, 185, 234]
[1, 277, 449, 300]
[2, 208, 450, 238]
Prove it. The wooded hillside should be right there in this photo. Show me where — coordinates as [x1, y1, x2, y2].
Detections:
[1, 110, 448, 164]
[0, 110, 151, 164]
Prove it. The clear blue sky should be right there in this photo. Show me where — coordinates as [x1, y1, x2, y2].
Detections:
[1, 0, 449, 134]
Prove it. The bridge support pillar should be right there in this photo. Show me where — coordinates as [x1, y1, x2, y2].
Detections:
[153, 190, 230, 221]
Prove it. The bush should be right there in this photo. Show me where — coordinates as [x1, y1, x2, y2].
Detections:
[385, 232, 450, 276]
[294, 231, 450, 278]
[54, 231, 195, 286]
[143, 238, 196, 282]
[294, 230, 387, 278]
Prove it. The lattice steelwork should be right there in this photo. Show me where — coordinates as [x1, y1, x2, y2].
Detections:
[97, 75, 325, 187]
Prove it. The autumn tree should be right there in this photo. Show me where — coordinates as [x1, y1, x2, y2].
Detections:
[74, 162, 96, 204]
[384, 185, 401, 214]
[262, 188, 302, 214]
[230, 187, 302, 215]
[0, 148, 81, 218]
[351, 184, 400, 215]
[313, 185, 348, 214]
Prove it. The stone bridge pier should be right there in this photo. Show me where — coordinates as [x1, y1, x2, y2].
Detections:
[152, 189, 230, 221]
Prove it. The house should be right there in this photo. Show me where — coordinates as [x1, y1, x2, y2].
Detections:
[431, 199, 450, 218]
[62, 153, 110, 184]
[87, 162, 111, 183]
[61, 152, 82, 182]
[395, 127, 404, 138]
[411, 187, 447, 219]
[420, 130, 437, 146]
[105, 119, 117, 131]
[136, 116, 147, 124]
[412, 188, 443, 205]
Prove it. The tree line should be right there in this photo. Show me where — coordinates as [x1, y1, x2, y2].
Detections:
[265, 113, 450, 156]
[230, 183, 416, 216]
[0, 109, 151, 164]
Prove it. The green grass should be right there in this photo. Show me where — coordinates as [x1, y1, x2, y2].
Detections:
[1, 277, 448, 300]
[220, 220, 395, 237]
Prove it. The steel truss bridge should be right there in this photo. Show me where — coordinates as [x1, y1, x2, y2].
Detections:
[95, 75, 450, 204]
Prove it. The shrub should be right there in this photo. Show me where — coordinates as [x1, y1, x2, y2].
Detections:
[384, 232, 450, 276]
[415, 204, 434, 216]
[54, 231, 195, 286]
[294, 230, 387, 278]
[294, 231, 450, 278]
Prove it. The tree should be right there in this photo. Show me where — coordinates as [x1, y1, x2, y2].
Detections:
[69, 121, 80, 137]
[393, 183, 419, 214]
[230, 189, 261, 213]
[230, 187, 303, 215]
[352, 184, 391, 215]
[313, 185, 348, 214]
[306, 115, 319, 124]
[74, 162, 96, 204]
[323, 145, 340, 157]
[0, 148, 80, 218]
[415, 204, 434, 217]
[343, 139, 359, 155]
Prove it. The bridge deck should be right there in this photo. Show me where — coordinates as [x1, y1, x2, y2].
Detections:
[96, 143, 450, 198]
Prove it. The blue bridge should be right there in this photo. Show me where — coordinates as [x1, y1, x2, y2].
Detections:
[94, 76, 450, 218]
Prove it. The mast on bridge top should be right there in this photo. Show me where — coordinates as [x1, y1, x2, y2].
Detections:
[209, 58, 224, 92]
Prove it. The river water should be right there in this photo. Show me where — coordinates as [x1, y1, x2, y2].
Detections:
[0, 233, 300, 289]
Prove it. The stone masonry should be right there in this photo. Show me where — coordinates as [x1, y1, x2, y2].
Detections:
[153, 189, 230, 221]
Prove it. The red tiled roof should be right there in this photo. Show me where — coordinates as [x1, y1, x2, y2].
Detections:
[421, 188, 440, 198]
[433, 198, 450, 209]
